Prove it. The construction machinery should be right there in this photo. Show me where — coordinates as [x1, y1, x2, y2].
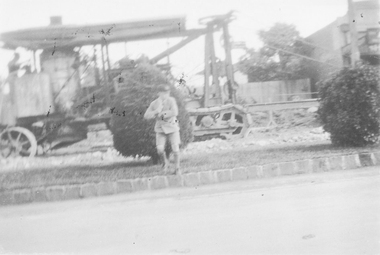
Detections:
[0, 11, 258, 158]
[1, 11, 324, 159]
[183, 12, 253, 140]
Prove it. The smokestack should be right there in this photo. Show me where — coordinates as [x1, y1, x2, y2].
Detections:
[50, 16, 62, 26]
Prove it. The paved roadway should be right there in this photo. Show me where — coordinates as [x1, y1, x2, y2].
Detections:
[0, 167, 379, 255]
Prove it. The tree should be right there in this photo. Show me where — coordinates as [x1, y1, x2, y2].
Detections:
[237, 23, 314, 82]
[109, 63, 193, 163]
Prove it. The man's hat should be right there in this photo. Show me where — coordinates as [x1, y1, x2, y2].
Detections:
[157, 84, 170, 92]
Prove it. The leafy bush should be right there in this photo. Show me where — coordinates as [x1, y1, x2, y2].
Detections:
[109, 63, 193, 163]
[318, 64, 380, 146]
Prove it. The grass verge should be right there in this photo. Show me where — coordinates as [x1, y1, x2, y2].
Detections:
[1, 141, 379, 191]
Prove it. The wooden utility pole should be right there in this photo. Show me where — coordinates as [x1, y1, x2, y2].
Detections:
[222, 22, 236, 103]
[204, 32, 211, 107]
[347, 0, 360, 66]
[32, 50, 37, 72]
[101, 44, 111, 106]
[105, 43, 112, 71]
[209, 24, 221, 104]
[93, 46, 100, 86]
[166, 39, 171, 64]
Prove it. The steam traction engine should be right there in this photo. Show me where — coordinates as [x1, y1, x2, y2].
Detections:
[0, 12, 252, 158]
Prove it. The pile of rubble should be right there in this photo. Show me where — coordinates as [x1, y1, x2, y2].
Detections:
[183, 138, 234, 155]
[182, 126, 330, 155]
[245, 126, 330, 145]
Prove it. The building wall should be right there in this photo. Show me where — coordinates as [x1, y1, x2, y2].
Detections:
[353, 0, 380, 31]
[306, 0, 380, 66]
[307, 19, 345, 67]
[305, 0, 380, 89]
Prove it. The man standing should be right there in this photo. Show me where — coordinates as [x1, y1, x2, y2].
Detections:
[144, 84, 181, 174]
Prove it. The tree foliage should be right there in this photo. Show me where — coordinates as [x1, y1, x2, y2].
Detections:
[237, 23, 314, 82]
[318, 64, 380, 147]
[109, 63, 193, 163]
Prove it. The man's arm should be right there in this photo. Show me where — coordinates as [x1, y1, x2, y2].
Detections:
[144, 102, 159, 120]
[160, 97, 178, 119]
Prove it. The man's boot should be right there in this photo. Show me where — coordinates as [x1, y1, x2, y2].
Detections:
[173, 152, 181, 175]
[158, 152, 169, 173]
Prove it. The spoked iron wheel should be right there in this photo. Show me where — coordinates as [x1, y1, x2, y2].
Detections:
[0, 127, 38, 158]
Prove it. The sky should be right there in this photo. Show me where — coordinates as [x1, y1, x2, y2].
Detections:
[0, 0, 350, 82]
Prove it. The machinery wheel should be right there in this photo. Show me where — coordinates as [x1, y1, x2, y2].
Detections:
[189, 106, 251, 140]
[0, 127, 38, 158]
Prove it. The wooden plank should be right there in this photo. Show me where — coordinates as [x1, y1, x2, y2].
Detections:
[238, 79, 313, 103]
[2, 28, 208, 50]
[245, 99, 319, 112]
[150, 34, 202, 64]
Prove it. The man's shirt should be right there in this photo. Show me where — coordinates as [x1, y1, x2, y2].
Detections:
[144, 97, 180, 134]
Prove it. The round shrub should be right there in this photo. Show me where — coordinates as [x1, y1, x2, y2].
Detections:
[318, 64, 380, 146]
[109, 63, 193, 163]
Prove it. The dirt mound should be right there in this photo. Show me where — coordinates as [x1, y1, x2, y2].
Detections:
[182, 126, 329, 155]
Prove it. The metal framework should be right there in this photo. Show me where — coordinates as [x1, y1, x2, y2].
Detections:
[0, 13, 238, 108]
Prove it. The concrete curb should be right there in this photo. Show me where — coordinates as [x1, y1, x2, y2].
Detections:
[1, 151, 379, 206]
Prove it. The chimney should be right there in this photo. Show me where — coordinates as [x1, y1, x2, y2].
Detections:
[50, 16, 62, 26]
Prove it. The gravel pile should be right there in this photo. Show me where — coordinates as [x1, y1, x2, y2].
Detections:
[250, 127, 330, 145]
[182, 126, 330, 155]
[183, 138, 234, 155]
